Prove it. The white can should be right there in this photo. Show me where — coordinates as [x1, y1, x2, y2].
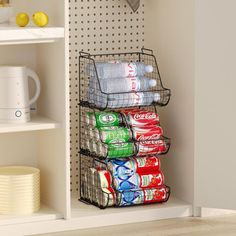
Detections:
[97, 188, 116, 207]
[94, 170, 112, 188]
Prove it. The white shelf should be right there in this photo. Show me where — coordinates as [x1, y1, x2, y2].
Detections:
[0, 204, 63, 226]
[0, 116, 60, 133]
[71, 197, 192, 229]
[0, 25, 64, 45]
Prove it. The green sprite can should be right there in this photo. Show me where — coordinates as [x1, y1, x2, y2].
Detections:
[90, 112, 123, 128]
[99, 126, 131, 144]
[107, 140, 135, 158]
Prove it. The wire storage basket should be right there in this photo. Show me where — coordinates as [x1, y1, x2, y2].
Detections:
[80, 155, 170, 209]
[79, 48, 171, 209]
[79, 48, 171, 110]
[79, 106, 171, 160]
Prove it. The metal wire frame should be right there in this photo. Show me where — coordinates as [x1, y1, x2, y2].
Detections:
[79, 155, 170, 209]
[79, 48, 171, 110]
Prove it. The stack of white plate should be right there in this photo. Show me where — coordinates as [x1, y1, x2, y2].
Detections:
[0, 166, 40, 215]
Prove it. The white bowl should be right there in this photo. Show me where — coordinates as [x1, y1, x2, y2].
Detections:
[0, 166, 40, 215]
[0, 7, 13, 24]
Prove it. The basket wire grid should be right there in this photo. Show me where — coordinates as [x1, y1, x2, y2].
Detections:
[78, 48, 171, 209]
[79, 106, 171, 160]
[80, 155, 171, 209]
[79, 48, 171, 110]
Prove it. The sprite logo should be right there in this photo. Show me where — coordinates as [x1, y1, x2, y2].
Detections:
[109, 139, 128, 147]
[96, 112, 119, 127]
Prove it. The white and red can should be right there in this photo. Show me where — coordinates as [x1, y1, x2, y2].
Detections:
[113, 171, 164, 191]
[96, 187, 116, 207]
[117, 186, 169, 206]
[94, 170, 113, 188]
[108, 156, 161, 176]
[144, 186, 168, 203]
[134, 156, 161, 173]
[119, 108, 141, 116]
[126, 110, 160, 127]
[132, 126, 163, 142]
[137, 139, 167, 156]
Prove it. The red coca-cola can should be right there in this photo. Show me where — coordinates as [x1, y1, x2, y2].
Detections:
[126, 110, 160, 127]
[137, 139, 167, 156]
[119, 108, 141, 116]
[132, 126, 163, 142]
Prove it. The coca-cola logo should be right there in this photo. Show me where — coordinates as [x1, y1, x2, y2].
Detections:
[134, 113, 157, 120]
[138, 134, 163, 145]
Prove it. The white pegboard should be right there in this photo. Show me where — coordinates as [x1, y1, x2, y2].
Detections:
[69, 0, 145, 196]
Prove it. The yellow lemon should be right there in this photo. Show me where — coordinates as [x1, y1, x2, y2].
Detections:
[32, 12, 48, 27]
[16, 13, 29, 27]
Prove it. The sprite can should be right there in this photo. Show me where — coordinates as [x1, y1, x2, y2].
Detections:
[107, 140, 135, 158]
[90, 112, 123, 128]
[99, 126, 131, 144]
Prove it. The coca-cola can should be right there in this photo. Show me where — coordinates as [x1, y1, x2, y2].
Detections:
[126, 110, 160, 127]
[137, 139, 167, 156]
[120, 108, 141, 115]
[132, 126, 163, 142]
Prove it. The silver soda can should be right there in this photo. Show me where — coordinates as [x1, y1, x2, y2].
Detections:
[97, 188, 116, 207]
[100, 143, 108, 157]
[84, 140, 90, 150]
[90, 128, 100, 141]
[88, 168, 96, 186]
[89, 141, 97, 154]
[86, 112, 93, 125]
[98, 143, 108, 157]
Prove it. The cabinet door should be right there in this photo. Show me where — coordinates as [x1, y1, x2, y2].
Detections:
[195, 0, 236, 210]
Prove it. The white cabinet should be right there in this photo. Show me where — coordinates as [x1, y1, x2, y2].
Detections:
[0, 0, 236, 235]
[0, 0, 70, 233]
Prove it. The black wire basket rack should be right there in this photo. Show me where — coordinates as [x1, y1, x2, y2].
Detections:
[79, 48, 171, 110]
[80, 155, 171, 209]
[79, 106, 171, 160]
[78, 48, 171, 209]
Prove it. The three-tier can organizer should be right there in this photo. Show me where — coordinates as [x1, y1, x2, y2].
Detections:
[79, 48, 171, 209]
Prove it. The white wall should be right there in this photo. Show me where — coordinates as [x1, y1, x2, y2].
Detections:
[195, 0, 236, 210]
[145, 0, 195, 204]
